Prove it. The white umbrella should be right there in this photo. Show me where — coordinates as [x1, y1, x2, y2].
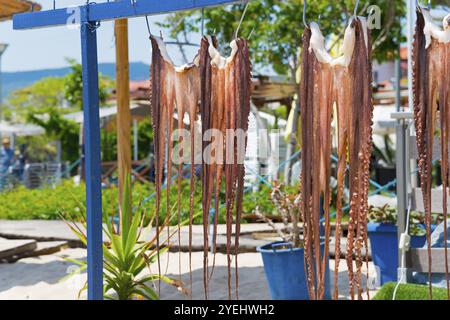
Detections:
[0, 121, 45, 137]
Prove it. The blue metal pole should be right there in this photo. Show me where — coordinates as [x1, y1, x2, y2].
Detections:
[80, 7, 103, 300]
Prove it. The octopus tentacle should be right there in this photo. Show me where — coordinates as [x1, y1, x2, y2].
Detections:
[413, 9, 435, 299]
[413, 8, 450, 299]
[199, 37, 214, 300]
[333, 65, 351, 299]
[150, 36, 169, 293]
[300, 27, 317, 299]
[348, 19, 373, 300]
[233, 39, 252, 300]
[442, 42, 450, 299]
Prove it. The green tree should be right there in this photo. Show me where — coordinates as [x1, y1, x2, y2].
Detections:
[159, 0, 406, 81]
[98, 119, 155, 162]
[6, 59, 116, 163]
[136, 119, 154, 160]
[26, 109, 80, 163]
[64, 58, 113, 109]
[6, 77, 67, 121]
[6, 77, 79, 162]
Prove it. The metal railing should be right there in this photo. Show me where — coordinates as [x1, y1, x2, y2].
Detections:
[0, 162, 68, 192]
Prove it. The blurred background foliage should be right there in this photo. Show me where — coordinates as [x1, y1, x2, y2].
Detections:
[158, 0, 407, 81]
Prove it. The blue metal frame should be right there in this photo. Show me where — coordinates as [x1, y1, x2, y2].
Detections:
[12, 0, 242, 300]
[13, 0, 244, 30]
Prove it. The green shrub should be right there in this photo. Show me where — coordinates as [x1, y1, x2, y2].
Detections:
[372, 282, 449, 300]
[242, 184, 301, 216]
[0, 179, 288, 225]
[0, 180, 203, 224]
[0, 181, 86, 220]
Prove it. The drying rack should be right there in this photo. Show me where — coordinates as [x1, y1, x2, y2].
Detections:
[12, 0, 244, 300]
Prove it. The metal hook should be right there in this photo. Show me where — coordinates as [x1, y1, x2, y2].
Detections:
[130, 0, 137, 13]
[145, 15, 152, 37]
[235, 1, 250, 39]
[303, 0, 308, 29]
[248, 27, 255, 40]
[416, 0, 431, 10]
[201, 8, 205, 36]
[129, 0, 151, 38]
[353, 0, 360, 18]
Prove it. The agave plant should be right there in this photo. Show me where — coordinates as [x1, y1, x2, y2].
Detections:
[60, 176, 181, 300]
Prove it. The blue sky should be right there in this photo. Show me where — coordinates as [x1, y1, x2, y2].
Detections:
[0, 0, 200, 72]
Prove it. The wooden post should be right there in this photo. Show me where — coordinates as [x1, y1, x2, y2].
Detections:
[133, 119, 139, 161]
[115, 18, 132, 229]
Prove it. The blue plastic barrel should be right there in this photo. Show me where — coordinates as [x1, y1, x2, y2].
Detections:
[257, 241, 331, 300]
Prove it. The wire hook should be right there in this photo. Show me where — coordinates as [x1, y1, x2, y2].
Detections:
[353, 0, 360, 18]
[303, 0, 308, 29]
[416, 0, 431, 10]
[201, 8, 205, 36]
[235, 1, 250, 39]
[145, 15, 152, 37]
[129, 0, 151, 38]
[248, 27, 255, 40]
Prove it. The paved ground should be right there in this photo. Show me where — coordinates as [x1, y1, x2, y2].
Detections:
[0, 248, 378, 300]
[0, 220, 372, 258]
[0, 220, 379, 300]
[0, 239, 36, 260]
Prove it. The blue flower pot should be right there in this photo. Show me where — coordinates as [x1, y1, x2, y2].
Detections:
[367, 222, 436, 285]
[257, 241, 331, 300]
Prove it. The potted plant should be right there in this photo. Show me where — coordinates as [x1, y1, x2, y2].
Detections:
[255, 183, 331, 300]
[367, 204, 438, 285]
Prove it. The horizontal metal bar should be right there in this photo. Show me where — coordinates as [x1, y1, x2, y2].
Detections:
[14, 7, 70, 30]
[13, 0, 244, 30]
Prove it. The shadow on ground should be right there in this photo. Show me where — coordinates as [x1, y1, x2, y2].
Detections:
[0, 254, 85, 292]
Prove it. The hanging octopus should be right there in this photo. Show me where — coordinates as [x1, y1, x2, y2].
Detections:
[150, 35, 201, 296]
[199, 36, 252, 300]
[412, 6, 450, 299]
[151, 34, 252, 300]
[300, 16, 373, 300]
